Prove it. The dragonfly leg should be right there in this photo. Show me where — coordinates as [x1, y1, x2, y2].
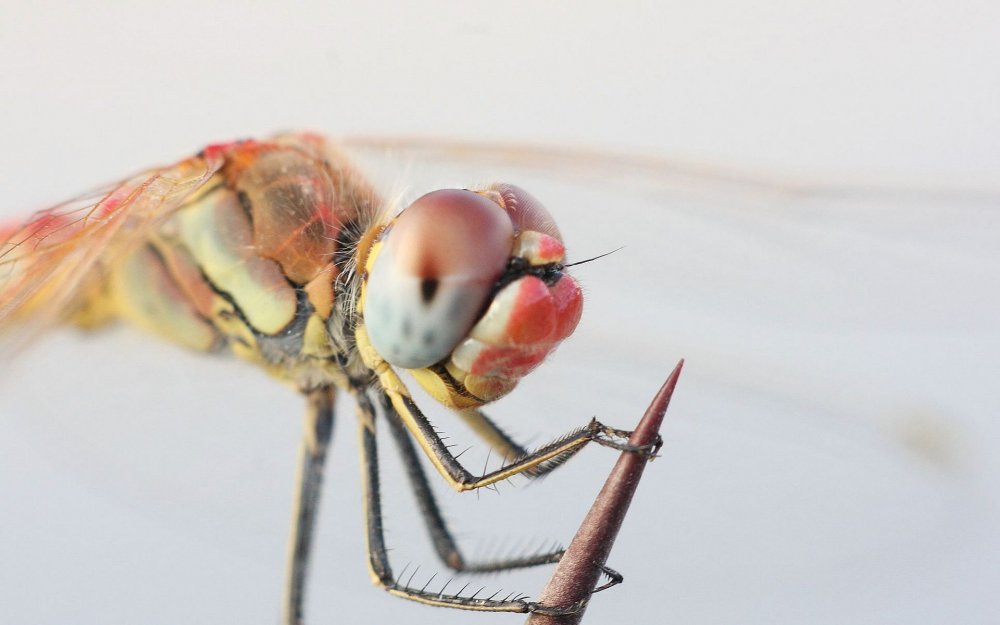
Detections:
[379, 394, 565, 574]
[357, 389, 589, 614]
[281, 386, 336, 625]
[377, 367, 661, 492]
[453, 406, 612, 479]
[452, 406, 529, 464]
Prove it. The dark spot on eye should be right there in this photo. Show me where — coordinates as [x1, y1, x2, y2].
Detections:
[421, 278, 439, 304]
[402, 318, 413, 337]
[422, 330, 434, 346]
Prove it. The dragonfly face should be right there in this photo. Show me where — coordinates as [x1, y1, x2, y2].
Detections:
[361, 184, 583, 408]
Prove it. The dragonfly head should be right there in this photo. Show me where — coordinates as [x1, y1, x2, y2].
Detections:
[361, 183, 582, 407]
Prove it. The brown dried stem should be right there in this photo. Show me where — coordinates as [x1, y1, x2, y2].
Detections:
[526, 359, 684, 624]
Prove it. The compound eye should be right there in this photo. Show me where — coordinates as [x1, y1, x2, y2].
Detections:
[364, 189, 514, 369]
[483, 183, 562, 241]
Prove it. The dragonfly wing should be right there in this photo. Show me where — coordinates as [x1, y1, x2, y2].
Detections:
[0, 151, 225, 354]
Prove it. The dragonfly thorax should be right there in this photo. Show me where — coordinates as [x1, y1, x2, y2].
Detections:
[85, 137, 383, 390]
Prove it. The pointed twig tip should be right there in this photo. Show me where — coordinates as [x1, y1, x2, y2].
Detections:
[525, 360, 685, 624]
[631, 359, 685, 446]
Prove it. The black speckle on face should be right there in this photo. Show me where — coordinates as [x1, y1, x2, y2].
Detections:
[402, 317, 413, 338]
[420, 278, 439, 304]
[422, 330, 434, 346]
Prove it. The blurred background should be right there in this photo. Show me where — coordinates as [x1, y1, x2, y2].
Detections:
[1, 2, 998, 624]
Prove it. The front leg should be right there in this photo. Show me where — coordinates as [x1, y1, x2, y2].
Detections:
[376, 365, 661, 492]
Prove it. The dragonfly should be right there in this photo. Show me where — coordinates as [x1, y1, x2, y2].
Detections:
[0, 133, 659, 623]
[3, 134, 997, 625]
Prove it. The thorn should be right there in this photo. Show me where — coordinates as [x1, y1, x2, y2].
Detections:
[525, 360, 684, 625]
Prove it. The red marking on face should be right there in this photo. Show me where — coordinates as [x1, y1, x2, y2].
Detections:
[551, 275, 583, 341]
[467, 343, 551, 378]
[537, 234, 565, 261]
[505, 277, 557, 345]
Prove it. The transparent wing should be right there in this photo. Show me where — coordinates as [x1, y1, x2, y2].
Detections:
[0, 150, 225, 354]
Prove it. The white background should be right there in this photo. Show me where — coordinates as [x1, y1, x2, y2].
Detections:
[1, 2, 998, 625]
